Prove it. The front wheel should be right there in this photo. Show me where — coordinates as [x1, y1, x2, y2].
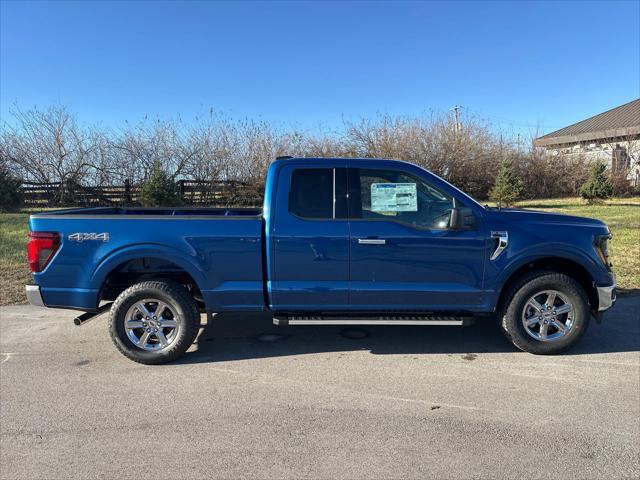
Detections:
[500, 271, 590, 355]
[108, 280, 200, 364]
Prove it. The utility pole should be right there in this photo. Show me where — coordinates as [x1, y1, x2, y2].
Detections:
[450, 105, 462, 135]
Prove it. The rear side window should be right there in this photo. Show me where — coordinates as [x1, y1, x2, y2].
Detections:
[289, 169, 333, 219]
[289, 168, 348, 219]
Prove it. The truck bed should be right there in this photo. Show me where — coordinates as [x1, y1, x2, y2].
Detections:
[36, 206, 262, 218]
[29, 207, 265, 312]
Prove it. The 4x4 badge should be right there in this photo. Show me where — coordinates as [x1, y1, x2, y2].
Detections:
[68, 233, 109, 242]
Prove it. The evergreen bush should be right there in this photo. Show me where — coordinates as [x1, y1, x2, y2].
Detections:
[580, 162, 613, 204]
[139, 162, 182, 207]
[489, 159, 522, 208]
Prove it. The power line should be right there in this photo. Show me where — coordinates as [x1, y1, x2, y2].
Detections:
[464, 108, 565, 130]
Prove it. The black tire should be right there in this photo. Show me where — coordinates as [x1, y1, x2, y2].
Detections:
[108, 280, 200, 364]
[499, 270, 590, 355]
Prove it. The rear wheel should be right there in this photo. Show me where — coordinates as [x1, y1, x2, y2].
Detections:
[500, 271, 590, 355]
[108, 280, 200, 364]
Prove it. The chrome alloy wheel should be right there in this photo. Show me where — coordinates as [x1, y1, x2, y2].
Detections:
[124, 299, 181, 351]
[521, 289, 575, 342]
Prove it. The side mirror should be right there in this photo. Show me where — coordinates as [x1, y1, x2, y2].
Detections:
[449, 207, 476, 230]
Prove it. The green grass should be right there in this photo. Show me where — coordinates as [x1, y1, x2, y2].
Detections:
[1, 198, 638, 305]
[510, 197, 640, 290]
[0, 212, 31, 305]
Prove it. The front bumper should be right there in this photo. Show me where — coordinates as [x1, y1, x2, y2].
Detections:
[25, 285, 46, 307]
[596, 284, 616, 312]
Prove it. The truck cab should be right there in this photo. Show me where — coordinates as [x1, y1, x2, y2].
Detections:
[264, 158, 486, 313]
[26, 157, 616, 364]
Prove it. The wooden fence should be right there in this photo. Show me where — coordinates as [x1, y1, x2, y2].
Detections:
[20, 180, 264, 208]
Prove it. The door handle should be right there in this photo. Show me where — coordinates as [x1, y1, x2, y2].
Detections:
[358, 238, 386, 245]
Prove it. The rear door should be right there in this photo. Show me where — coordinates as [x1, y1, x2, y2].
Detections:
[348, 166, 486, 311]
[270, 162, 350, 311]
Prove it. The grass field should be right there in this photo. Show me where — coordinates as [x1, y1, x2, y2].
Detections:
[511, 198, 639, 290]
[0, 213, 31, 305]
[1, 197, 638, 305]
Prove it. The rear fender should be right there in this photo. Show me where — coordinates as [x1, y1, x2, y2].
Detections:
[90, 244, 209, 302]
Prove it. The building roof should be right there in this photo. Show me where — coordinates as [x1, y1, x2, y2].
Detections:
[534, 98, 640, 147]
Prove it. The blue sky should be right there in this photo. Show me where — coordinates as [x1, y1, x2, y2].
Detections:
[1, 0, 639, 138]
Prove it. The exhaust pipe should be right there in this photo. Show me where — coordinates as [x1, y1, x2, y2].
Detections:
[73, 302, 112, 326]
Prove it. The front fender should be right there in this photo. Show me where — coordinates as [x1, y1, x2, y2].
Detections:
[489, 241, 607, 292]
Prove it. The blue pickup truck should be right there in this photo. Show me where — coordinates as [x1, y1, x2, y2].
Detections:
[26, 157, 616, 363]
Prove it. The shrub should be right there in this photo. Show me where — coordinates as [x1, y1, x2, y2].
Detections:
[0, 165, 23, 211]
[139, 162, 182, 207]
[489, 159, 522, 208]
[516, 152, 590, 199]
[580, 162, 613, 203]
[609, 167, 636, 197]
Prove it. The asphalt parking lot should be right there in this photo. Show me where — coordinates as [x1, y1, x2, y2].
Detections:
[1, 296, 639, 480]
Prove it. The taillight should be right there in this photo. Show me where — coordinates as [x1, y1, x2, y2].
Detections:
[27, 232, 60, 273]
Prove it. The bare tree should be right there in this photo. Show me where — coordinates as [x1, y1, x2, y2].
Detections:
[2, 103, 608, 206]
[343, 113, 504, 199]
[0, 105, 103, 202]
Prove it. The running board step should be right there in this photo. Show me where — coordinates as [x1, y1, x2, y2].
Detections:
[273, 315, 474, 326]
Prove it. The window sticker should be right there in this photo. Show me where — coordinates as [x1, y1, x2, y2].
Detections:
[370, 183, 418, 212]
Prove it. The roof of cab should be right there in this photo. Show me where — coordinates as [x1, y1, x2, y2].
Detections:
[271, 157, 415, 168]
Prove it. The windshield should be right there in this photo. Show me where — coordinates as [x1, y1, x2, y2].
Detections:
[419, 166, 486, 210]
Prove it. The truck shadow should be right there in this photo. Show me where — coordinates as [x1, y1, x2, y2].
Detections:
[177, 295, 640, 364]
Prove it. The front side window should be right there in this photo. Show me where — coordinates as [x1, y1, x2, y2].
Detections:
[350, 169, 454, 229]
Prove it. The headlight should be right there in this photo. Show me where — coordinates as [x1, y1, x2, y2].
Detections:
[595, 233, 612, 271]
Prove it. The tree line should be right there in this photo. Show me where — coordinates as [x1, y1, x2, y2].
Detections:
[0, 105, 634, 209]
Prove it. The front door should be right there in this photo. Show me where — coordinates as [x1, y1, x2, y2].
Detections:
[348, 167, 486, 311]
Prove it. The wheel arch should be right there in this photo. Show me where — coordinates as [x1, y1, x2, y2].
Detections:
[496, 256, 599, 313]
[91, 245, 209, 308]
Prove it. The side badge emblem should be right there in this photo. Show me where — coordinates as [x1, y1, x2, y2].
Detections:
[68, 233, 109, 242]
